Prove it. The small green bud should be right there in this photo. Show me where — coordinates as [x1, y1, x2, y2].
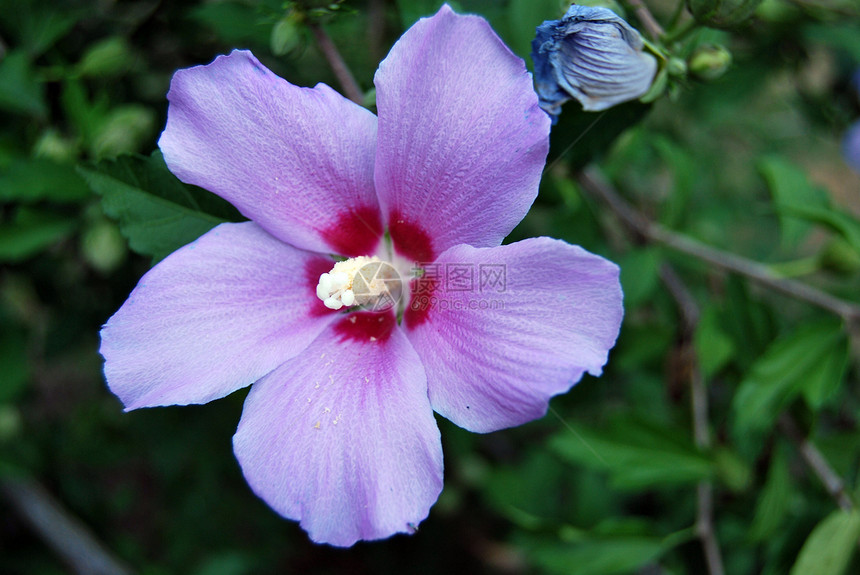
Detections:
[687, 0, 763, 29]
[688, 44, 732, 80]
[77, 37, 134, 78]
[715, 448, 751, 492]
[81, 218, 127, 274]
[666, 57, 688, 77]
[271, 16, 302, 56]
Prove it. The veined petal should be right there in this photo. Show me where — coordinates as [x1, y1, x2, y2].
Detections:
[159, 50, 382, 257]
[404, 238, 623, 433]
[233, 312, 443, 547]
[374, 5, 550, 262]
[101, 222, 336, 410]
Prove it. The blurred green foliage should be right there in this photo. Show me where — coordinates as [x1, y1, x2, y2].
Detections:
[1, 0, 860, 573]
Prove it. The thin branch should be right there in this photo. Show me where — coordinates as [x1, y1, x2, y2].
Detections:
[577, 167, 860, 325]
[659, 264, 725, 575]
[626, 0, 664, 40]
[778, 414, 854, 511]
[1, 476, 134, 575]
[309, 23, 364, 105]
[697, 483, 725, 575]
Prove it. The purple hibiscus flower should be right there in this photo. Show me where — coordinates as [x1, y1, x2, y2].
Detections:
[100, 5, 623, 547]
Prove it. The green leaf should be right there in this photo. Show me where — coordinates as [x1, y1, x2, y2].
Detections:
[0, 0, 81, 56]
[506, 0, 562, 60]
[760, 155, 860, 256]
[0, 157, 91, 203]
[77, 153, 243, 262]
[721, 276, 776, 369]
[483, 449, 569, 528]
[0, 208, 76, 262]
[617, 247, 661, 308]
[190, 2, 272, 46]
[758, 155, 829, 250]
[0, 51, 47, 119]
[555, 101, 650, 172]
[61, 78, 111, 147]
[714, 447, 752, 492]
[528, 532, 682, 575]
[733, 320, 847, 434]
[804, 23, 860, 61]
[749, 445, 792, 541]
[781, 202, 860, 257]
[800, 332, 849, 409]
[550, 416, 713, 490]
[654, 136, 697, 228]
[395, 0, 459, 29]
[790, 509, 860, 575]
[76, 36, 135, 78]
[695, 304, 735, 377]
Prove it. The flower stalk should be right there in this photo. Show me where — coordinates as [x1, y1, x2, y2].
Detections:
[309, 22, 364, 105]
[659, 264, 725, 575]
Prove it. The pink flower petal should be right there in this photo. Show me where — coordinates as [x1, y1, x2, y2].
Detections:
[159, 50, 382, 257]
[405, 238, 623, 433]
[101, 222, 336, 410]
[233, 312, 443, 547]
[373, 5, 551, 262]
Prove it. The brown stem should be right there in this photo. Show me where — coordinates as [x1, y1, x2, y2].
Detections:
[626, 0, 664, 40]
[778, 414, 854, 511]
[309, 23, 364, 105]
[1, 476, 134, 575]
[659, 264, 725, 575]
[577, 167, 860, 326]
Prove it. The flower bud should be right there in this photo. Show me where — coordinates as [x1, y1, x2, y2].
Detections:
[531, 5, 658, 120]
[688, 44, 732, 80]
[271, 15, 302, 56]
[687, 0, 763, 29]
[81, 218, 127, 274]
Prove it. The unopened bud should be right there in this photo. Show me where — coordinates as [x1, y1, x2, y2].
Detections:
[689, 45, 732, 80]
[82, 218, 127, 274]
[271, 16, 302, 56]
[531, 5, 658, 120]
